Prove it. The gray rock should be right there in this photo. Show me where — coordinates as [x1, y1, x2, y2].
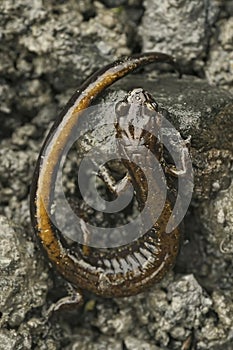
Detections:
[0, 330, 18, 350]
[0, 1, 233, 349]
[110, 74, 233, 200]
[194, 180, 233, 304]
[39, 76, 233, 349]
[206, 17, 233, 93]
[0, 217, 47, 328]
[139, 0, 220, 72]
[0, 0, 131, 134]
[0, 215, 64, 349]
[1, 73, 233, 349]
[98, 0, 128, 8]
[139, 0, 233, 93]
[124, 336, 161, 350]
[67, 333, 123, 350]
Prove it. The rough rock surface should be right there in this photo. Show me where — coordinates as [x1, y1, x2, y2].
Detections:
[0, 1, 233, 350]
[139, 0, 220, 72]
[206, 16, 233, 93]
[139, 0, 233, 92]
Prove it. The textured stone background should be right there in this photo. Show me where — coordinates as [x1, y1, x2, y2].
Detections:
[0, 1, 232, 349]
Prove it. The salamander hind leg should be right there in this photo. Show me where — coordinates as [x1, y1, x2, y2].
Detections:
[44, 284, 84, 319]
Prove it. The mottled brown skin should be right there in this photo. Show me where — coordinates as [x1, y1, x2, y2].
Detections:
[30, 52, 180, 300]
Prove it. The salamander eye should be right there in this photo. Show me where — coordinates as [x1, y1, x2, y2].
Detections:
[150, 101, 159, 111]
[115, 101, 130, 117]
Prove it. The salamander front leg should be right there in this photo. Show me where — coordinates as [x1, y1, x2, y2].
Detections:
[165, 136, 191, 176]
